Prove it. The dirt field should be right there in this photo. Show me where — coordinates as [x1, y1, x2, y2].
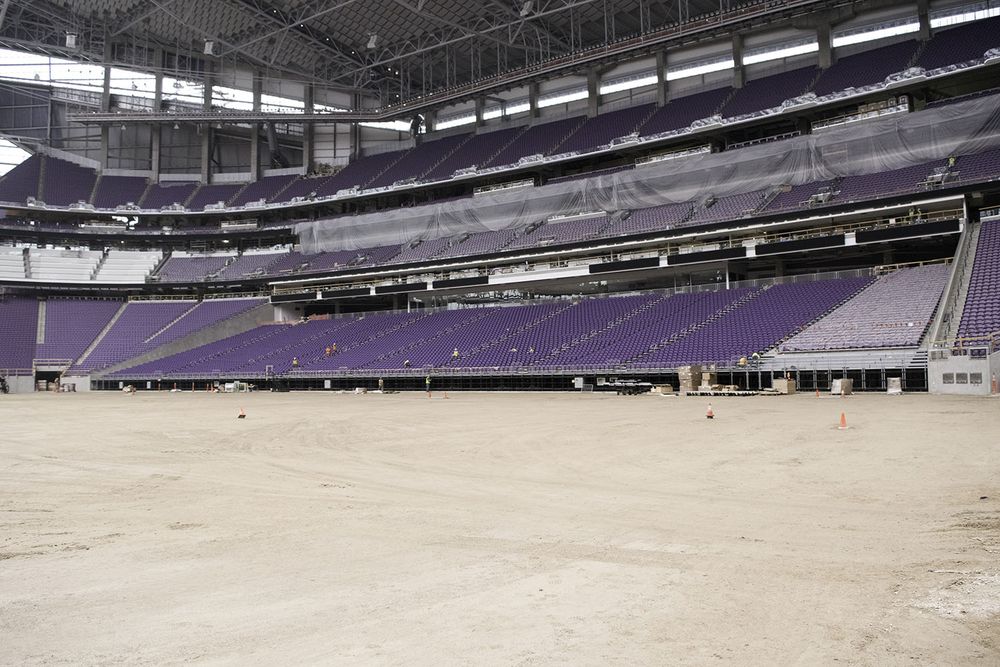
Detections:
[1, 390, 998, 665]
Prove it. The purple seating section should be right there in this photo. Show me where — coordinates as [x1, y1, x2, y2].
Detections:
[918, 16, 1000, 70]
[140, 181, 198, 209]
[0, 296, 39, 372]
[367, 134, 471, 188]
[608, 202, 694, 235]
[270, 173, 333, 202]
[507, 215, 612, 250]
[781, 264, 949, 351]
[41, 158, 97, 207]
[763, 179, 840, 211]
[953, 147, 1000, 184]
[833, 161, 943, 203]
[228, 175, 298, 207]
[958, 220, 1000, 339]
[186, 183, 243, 211]
[435, 228, 519, 258]
[214, 252, 287, 280]
[387, 237, 453, 264]
[722, 66, 817, 118]
[156, 255, 231, 282]
[0, 155, 42, 203]
[315, 150, 409, 195]
[555, 104, 655, 154]
[75, 297, 265, 371]
[813, 39, 918, 96]
[486, 115, 587, 167]
[689, 191, 769, 223]
[638, 87, 730, 136]
[109, 275, 889, 378]
[423, 126, 524, 180]
[36, 299, 122, 361]
[92, 175, 148, 208]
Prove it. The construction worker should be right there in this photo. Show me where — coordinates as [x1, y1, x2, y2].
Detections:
[292, 356, 299, 368]
[331, 342, 337, 353]
[948, 155, 957, 169]
[378, 377, 384, 392]
[324, 346, 332, 357]
[452, 347, 460, 361]
[425, 374, 432, 398]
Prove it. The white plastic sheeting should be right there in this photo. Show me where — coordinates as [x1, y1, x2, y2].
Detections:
[298, 93, 1000, 253]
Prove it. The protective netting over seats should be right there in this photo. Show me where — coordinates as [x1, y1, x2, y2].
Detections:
[298, 93, 1000, 253]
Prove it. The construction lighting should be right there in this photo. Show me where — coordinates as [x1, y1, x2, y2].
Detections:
[519, 1, 533, 17]
[203, 40, 215, 55]
[65, 33, 78, 49]
[366, 34, 379, 49]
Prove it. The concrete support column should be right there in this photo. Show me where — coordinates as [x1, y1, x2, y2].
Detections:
[151, 51, 163, 180]
[99, 42, 112, 170]
[917, 0, 931, 40]
[474, 97, 485, 127]
[586, 67, 599, 117]
[656, 51, 667, 106]
[731, 33, 745, 88]
[349, 93, 361, 161]
[249, 73, 262, 180]
[302, 83, 314, 173]
[817, 23, 833, 69]
[528, 82, 540, 119]
[423, 110, 436, 133]
[200, 64, 213, 184]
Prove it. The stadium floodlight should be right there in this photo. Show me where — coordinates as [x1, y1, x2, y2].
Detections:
[367, 33, 379, 49]
[203, 40, 214, 55]
[519, 1, 533, 17]
[65, 33, 78, 49]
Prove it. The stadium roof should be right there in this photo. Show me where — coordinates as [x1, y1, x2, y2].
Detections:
[4, 0, 852, 110]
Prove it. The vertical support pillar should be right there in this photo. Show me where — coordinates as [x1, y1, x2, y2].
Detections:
[99, 42, 112, 170]
[302, 83, 314, 173]
[917, 0, 931, 40]
[349, 93, 361, 161]
[817, 23, 833, 69]
[151, 50, 163, 180]
[655, 51, 667, 106]
[249, 72, 262, 180]
[586, 67, 599, 117]
[475, 97, 485, 127]
[731, 33, 745, 89]
[200, 63, 213, 184]
[528, 81, 540, 119]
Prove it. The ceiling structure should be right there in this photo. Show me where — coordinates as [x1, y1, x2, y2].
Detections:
[1, 0, 856, 114]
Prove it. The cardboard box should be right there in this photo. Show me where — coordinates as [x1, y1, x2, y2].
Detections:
[772, 378, 797, 395]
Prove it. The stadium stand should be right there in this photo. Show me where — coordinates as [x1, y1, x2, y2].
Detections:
[0, 296, 38, 372]
[92, 175, 149, 209]
[780, 264, 949, 350]
[957, 219, 1000, 339]
[35, 298, 122, 362]
[40, 159, 97, 207]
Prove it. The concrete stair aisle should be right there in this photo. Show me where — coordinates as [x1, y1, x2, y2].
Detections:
[35, 299, 46, 344]
[419, 134, 474, 180]
[136, 180, 155, 208]
[91, 249, 110, 280]
[142, 302, 202, 343]
[73, 301, 128, 369]
[87, 174, 102, 205]
[362, 147, 416, 188]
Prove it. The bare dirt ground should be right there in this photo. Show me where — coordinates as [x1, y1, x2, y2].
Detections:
[0, 390, 998, 665]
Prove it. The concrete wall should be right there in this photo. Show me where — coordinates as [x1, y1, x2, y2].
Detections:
[2, 376, 36, 394]
[928, 351, 1000, 396]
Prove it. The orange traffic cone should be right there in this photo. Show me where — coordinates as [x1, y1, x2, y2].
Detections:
[838, 412, 848, 430]
[238, 407, 246, 419]
[815, 387, 820, 398]
[706, 403, 714, 419]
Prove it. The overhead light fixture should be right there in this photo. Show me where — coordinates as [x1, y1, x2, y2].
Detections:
[173, 122, 180, 130]
[65, 33, 78, 49]
[416, 0, 427, 10]
[366, 33, 379, 49]
[519, 1, 533, 17]
[203, 40, 215, 55]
